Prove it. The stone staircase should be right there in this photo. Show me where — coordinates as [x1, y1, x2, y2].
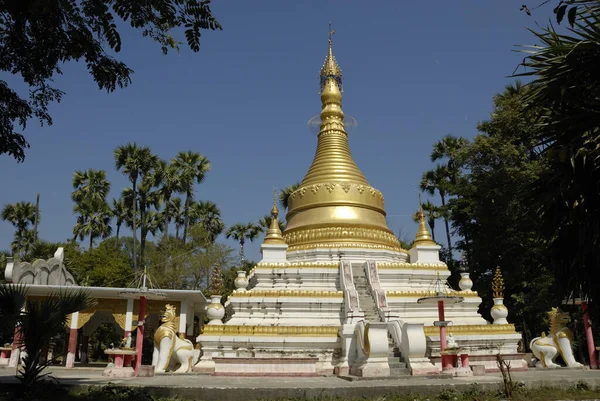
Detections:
[351, 263, 380, 322]
[351, 263, 410, 376]
[388, 337, 410, 376]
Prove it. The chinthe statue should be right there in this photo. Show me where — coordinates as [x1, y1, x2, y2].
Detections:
[530, 307, 583, 369]
[152, 304, 200, 373]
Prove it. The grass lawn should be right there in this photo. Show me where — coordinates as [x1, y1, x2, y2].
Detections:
[3, 382, 600, 401]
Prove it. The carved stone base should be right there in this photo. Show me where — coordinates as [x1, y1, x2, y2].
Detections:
[350, 359, 390, 377]
[102, 366, 135, 377]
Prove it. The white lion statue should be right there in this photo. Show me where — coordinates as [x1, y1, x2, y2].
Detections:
[530, 307, 583, 369]
[152, 304, 200, 373]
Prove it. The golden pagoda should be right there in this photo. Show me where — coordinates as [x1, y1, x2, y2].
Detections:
[283, 29, 404, 253]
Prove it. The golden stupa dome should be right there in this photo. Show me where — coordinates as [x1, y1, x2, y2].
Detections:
[283, 29, 404, 253]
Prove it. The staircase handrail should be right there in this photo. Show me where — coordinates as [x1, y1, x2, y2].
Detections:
[339, 261, 361, 316]
[364, 261, 394, 320]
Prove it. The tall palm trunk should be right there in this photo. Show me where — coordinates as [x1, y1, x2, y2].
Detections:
[239, 238, 245, 262]
[440, 191, 453, 256]
[132, 178, 138, 271]
[140, 198, 147, 266]
[428, 216, 436, 242]
[183, 190, 192, 244]
[175, 225, 180, 241]
[116, 223, 121, 242]
[89, 233, 93, 250]
[163, 192, 171, 238]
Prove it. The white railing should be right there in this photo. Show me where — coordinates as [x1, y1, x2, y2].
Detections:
[364, 261, 397, 321]
[339, 261, 361, 318]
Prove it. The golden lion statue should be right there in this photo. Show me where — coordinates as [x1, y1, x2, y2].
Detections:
[530, 307, 583, 369]
[152, 304, 199, 373]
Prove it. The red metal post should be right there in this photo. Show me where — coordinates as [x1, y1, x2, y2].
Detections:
[582, 302, 598, 369]
[134, 296, 146, 376]
[438, 300, 447, 351]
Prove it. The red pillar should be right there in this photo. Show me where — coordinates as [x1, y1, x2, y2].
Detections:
[582, 302, 598, 369]
[134, 296, 146, 376]
[66, 328, 78, 368]
[438, 300, 447, 351]
[8, 325, 23, 367]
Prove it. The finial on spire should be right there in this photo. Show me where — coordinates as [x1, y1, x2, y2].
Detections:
[413, 200, 436, 246]
[320, 23, 342, 94]
[264, 190, 285, 245]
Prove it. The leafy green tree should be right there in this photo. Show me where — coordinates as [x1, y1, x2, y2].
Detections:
[172, 151, 211, 244]
[515, 2, 600, 306]
[279, 183, 301, 211]
[1, 0, 222, 162]
[441, 82, 553, 342]
[114, 143, 159, 270]
[0, 284, 95, 388]
[68, 238, 133, 287]
[226, 222, 261, 262]
[1, 201, 37, 257]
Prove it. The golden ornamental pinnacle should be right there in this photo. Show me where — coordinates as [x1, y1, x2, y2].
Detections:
[263, 189, 286, 245]
[492, 266, 505, 298]
[413, 202, 436, 246]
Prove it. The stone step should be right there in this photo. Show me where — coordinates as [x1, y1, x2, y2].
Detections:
[390, 367, 411, 376]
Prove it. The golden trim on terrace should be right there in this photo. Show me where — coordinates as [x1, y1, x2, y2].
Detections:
[230, 289, 344, 298]
[255, 261, 339, 269]
[200, 325, 339, 337]
[377, 262, 448, 270]
[386, 290, 480, 298]
[423, 324, 518, 336]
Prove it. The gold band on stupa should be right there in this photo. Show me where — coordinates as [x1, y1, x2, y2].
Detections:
[283, 28, 404, 253]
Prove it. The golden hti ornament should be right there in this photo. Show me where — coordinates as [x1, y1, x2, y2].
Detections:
[283, 25, 403, 253]
[492, 266, 505, 298]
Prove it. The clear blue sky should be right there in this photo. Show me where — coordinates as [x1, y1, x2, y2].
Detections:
[0, 1, 555, 262]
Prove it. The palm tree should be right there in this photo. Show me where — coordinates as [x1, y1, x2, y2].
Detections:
[154, 160, 182, 237]
[191, 201, 225, 243]
[258, 214, 286, 233]
[170, 198, 185, 240]
[111, 198, 129, 242]
[172, 151, 211, 244]
[279, 182, 301, 211]
[420, 165, 453, 255]
[122, 176, 159, 265]
[73, 198, 113, 249]
[1, 202, 37, 257]
[430, 134, 469, 185]
[226, 222, 261, 262]
[0, 284, 95, 388]
[71, 169, 111, 203]
[114, 143, 159, 270]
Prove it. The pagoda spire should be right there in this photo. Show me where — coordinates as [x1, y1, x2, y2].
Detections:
[300, 25, 368, 186]
[263, 189, 285, 245]
[414, 199, 437, 246]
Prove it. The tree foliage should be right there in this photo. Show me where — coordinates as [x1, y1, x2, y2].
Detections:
[1, 0, 222, 162]
[515, 2, 600, 305]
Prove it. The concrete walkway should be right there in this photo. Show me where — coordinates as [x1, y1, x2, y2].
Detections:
[2, 366, 600, 400]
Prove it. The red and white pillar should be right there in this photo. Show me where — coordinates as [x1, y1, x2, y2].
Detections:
[582, 302, 598, 369]
[66, 312, 79, 368]
[8, 324, 23, 368]
[134, 296, 146, 376]
[124, 299, 134, 338]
